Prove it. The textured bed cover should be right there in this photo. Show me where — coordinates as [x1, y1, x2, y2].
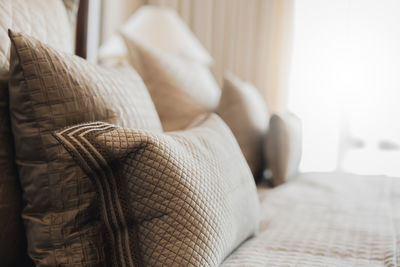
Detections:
[222, 172, 400, 266]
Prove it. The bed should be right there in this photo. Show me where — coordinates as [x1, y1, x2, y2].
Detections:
[223, 172, 400, 266]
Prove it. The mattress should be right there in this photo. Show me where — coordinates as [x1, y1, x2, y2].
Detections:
[222, 172, 400, 266]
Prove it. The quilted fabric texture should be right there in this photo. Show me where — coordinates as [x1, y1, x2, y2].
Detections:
[222, 172, 400, 266]
[217, 73, 269, 178]
[8, 31, 162, 266]
[0, 1, 73, 265]
[54, 114, 259, 267]
[122, 34, 221, 131]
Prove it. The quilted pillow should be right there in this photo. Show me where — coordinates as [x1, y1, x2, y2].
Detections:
[8, 30, 162, 266]
[0, 1, 74, 265]
[122, 34, 221, 131]
[217, 73, 269, 179]
[54, 114, 259, 267]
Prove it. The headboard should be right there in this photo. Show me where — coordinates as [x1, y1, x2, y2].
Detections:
[75, 0, 88, 59]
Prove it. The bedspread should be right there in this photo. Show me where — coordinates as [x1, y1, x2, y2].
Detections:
[222, 172, 400, 266]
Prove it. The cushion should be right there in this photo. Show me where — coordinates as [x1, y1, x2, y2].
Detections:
[217, 73, 269, 178]
[0, 1, 74, 265]
[99, 6, 213, 66]
[222, 172, 400, 266]
[54, 114, 259, 266]
[62, 0, 80, 27]
[8, 30, 162, 266]
[122, 34, 221, 131]
[264, 113, 302, 186]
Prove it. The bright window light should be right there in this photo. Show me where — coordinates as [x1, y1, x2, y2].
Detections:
[289, 0, 400, 176]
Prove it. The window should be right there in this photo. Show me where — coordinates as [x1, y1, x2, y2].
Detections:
[289, 0, 400, 176]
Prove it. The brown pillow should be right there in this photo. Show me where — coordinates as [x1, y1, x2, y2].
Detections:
[0, 1, 74, 265]
[217, 73, 269, 178]
[264, 113, 302, 186]
[54, 114, 259, 266]
[122, 34, 221, 131]
[8, 30, 162, 266]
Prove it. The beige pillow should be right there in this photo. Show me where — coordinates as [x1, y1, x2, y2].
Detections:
[122, 34, 221, 131]
[264, 113, 302, 186]
[8, 30, 162, 265]
[62, 0, 80, 26]
[100, 6, 214, 66]
[54, 114, 259, 266]
[0, 1, 74, 265]
[217, 73, 269, 178]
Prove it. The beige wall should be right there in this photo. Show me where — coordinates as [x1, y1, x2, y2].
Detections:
[101, 0, 294, 112]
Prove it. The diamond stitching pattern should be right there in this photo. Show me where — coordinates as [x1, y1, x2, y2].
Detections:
[55, 115, 259, 267]
[223, 174, 400, 266]
[0, 1, 74, 265]
[9, 31, 162, 266]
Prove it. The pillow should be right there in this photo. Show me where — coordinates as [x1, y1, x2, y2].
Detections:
[100, 6, 214, 67]
[217, 73, 269, 178]
[62, 0, 80, 25]
[0, 1, 74, 265]
[122, 34, 221, 131]
[8, 30, 162, 266]
[264, 113, 302, 186]
[54, 114, 259, 266]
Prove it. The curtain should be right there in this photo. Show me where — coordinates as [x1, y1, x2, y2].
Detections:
[145, 0, 294, 112]
[100, 0, 294, 112]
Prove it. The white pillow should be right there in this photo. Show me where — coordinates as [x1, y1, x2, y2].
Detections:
[264, 113, 302, 185]
[122, 34, 221, 131]
[217, 73, 269, 178]
[99, 6, 213, 66]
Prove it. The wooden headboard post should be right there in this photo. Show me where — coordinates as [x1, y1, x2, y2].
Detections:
[75, 0, 89, 59]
